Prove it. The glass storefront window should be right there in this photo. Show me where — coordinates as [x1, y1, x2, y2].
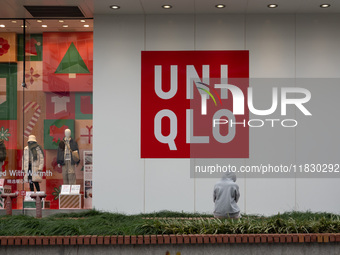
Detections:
[0, 19, 93, 210]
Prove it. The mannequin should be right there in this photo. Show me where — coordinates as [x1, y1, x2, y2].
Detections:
[0, 138, 6, 170]
[23, 135, 44, 192]
[57, 129, 80, 185]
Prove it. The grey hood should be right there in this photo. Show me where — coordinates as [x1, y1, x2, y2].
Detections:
[214, 172, 240, 217]
[221, 172, 237, 182]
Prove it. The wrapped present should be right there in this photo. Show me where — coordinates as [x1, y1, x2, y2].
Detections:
[59, 194, 81, 209]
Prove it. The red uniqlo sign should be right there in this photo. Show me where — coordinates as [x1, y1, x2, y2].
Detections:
[141, 51, 249, 158]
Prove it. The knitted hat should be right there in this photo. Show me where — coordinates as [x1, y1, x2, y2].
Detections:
[28, 135, 37, 143]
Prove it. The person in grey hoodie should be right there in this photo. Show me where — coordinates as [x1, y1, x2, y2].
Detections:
[213, 172, 240, 219]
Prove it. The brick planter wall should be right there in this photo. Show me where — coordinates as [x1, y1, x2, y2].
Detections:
[0, 233, 339, 246]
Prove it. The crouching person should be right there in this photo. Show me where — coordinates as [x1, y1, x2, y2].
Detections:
[213, 172, 240, 219]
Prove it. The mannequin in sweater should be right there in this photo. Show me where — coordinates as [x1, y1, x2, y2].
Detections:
[57, 129, 80, 185]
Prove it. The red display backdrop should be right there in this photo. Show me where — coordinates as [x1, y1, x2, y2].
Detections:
[141, 51, 249, 158]
[43, 32, 93, 92]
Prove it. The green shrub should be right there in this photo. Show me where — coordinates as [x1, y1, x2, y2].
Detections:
[0, 210, 339, 236]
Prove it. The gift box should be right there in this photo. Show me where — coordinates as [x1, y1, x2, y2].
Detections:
[59, 194, 81, 209]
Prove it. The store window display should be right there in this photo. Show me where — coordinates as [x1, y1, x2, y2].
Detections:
[0, 20, 93, 210]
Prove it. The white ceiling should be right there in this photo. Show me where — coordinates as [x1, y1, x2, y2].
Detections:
[95, 0, 340, 14]
[0, 0, 339, 18]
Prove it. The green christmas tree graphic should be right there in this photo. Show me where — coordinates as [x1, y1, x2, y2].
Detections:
[55, 42, 90, 78]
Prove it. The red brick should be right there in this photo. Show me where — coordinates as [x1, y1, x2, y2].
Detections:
[292, 235, 299, 243]
[236, 236, 242, 243]
[84, 235, 91, 245]
[310, 234, 317, 243]
[317, 235, 323, 243]
[229, 235, 236, 243]
[183, 235, 190, 244]
[336, 234, 340, 242]
[280, 235, 286, 243]
[260, 235, 267, 243]
[255, 235, 261, 243]
[43, 237, 49, 245]
[157, 235, 163, 244]
[111, 236, 117, 245]
[28, 237, 35, 246]
[14, 237, 21, 245]
[196, 235, 203, 244]
[298, 234, 304, 243]
[137, 235, 144, 245]
[0, 237, 4, 246]
[267, 235, 273, 243]
[203, 235, 210, 244]
[36, 236, 43, 245]
[329, 234, 335, 242]
[97, 236, 104, 245]
[104, 236, 110, 245]
[242, 235, 248, 243]
[222, 235, 229, 243]
[247, 235, 254, 243]
[91, 235, 97, 245]
[0, 237, 8, 246]
[149, 235, 157, 244]
[286, 235, 292, 243]
[163, 235, 170, 244]
[323, 234, 329, 243]
[77, 236, 84, 245]
[304, 235, 311, 243]
[63, 236, 70, 245]
[70, 236, 77, 245]
[7, 237, 14, 245]
[57, 236, 63, 245]
[268, 234, 276, 243]
[130, 236, 137, 244]
[21, 237, 28, 246]
[216, 235, 223, 244]
[144, 235, 151, 244]
[117, 235, 124, 245]
[150, 235, 157, 244]
[273, 234, 280, 243]
[209, 235, 216, 244]
[176, 235, 183, 244]
[51, 236, 57, 245]
[124, 236, 130, 245]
